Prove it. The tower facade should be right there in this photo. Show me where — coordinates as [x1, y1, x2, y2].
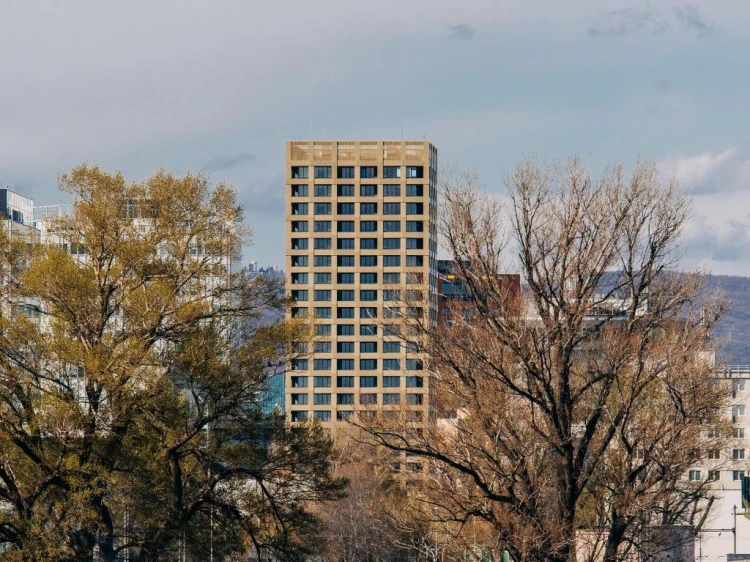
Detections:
[285, 140, 437, 426]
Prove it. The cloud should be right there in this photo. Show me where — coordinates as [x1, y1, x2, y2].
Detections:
[684, 214, 750, 264]
[448, 24, 476, 40]
[203, 152, 255, 172]
[664, 148, 750, 195]
[586, 7, 668, 37]
[673, 4, 718, 37]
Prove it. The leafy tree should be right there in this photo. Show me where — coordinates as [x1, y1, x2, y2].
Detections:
[0, 165, 345, 561]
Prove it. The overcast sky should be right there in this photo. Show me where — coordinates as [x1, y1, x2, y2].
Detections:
[1, 0, 748, 274]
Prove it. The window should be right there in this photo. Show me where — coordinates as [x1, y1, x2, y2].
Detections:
[313, 359, 331, 371]
[383, 255, 401, 267]
[337, 393, 354, 405]
[407, 290, 423, 301]
[337, 184, 354, 197]
[314, 238, 331, 250]
[337, 273, 354, 284]
[406, 376, 423, 388]
[313, 272, 331, 283]
[360, 255, 377, 267]
[313, 393, 331, 405]
[314, 376, 331, 388]
[383, 342, 400, 354]
[707, 449, 721, 460]
[382, 202, 400, 215]
[337, 290, 355, 301]
[360, 290, 377, 301]
[383, 238, 401, 250]
[407, 306, 422, 318]
[360, 203, 377, 215]
[337, 220, 355, 232]
[360, 184, 377, 196]
[733, 448, 745, 460]
[383, 394, 400, 405]
[360, 166, 377, 179]
[406, 166, 423, 178]
[314, 184, 331, 197]
[360, 393, 377, 405]
[384, 306, 400, 319]
[707, 470, 720, 482]
[406, 255, 423, 267]
[337, 358, 355, 370]
[291, 203, 308, 215]
[291, 255, 308, 267]
[357, 238, 375, 250]
[314, 202, 331, 215]
[337, 307, 354, 319]
[337, 202, 354, 215]
[315, 324, 331, 336]
[313, 341, 330, 354]
[384, 184, 401, 196]
[314, 411, 331, 422]
[360, 376, 377, 388]
[383, 221, 401, 232]
[337, 166, 355, 179]
[291, 290, 308, 302]
[314, 166, 331, 179]
[406, 184, 424, 197]
[360, 359, 377, 371]
[291, 220, 308, 232]
[313, 256, 331, 267]
[337, 238, 355, 249]
[337, 255, 354, 267]
[314, 221, 331, 232]
[314, 290, 331, 302]
[383, 376, 400, 388]
[383, 290, 400, 301]
[360, 342, 377, 353]
[383, 272, 400, 284]
[291, 376, 308, 388]
[407, 273, 423, 284]
[291, 184, 308, 197]
[734, 427, 745, 439]
[291, 307, 308, 318]
[360, 273, 377, 284]
[732, 405, 746, 421]
[337, 324, 354, 336]
[406, 202, 424, 215]
[291, 238, 308, 250]
[383, 359, 401, 370]
[383, 166, 401, 178]
[360, 307, 377, 319]
[291, 411, 308, 422]
[337, 411, 353, 421]
[733, 380, 746, 397]
[360, 221, 377, 232]
[406, 238, 423, 249]
[337, 376, 354, 388]
[406, 221, 423, 232]
[407, 394, 423, 405]
[733, 470, 746, 481]
[291, 166, 308, 179]
[291, 359, 308, 371]
[291, 393, 308, 405]
[337, 342, 354, 353]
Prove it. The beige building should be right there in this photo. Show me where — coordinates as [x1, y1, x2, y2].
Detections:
[285, 140, 438, 427]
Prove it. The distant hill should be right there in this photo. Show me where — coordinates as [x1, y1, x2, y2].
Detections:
[705, 274, 750, 365]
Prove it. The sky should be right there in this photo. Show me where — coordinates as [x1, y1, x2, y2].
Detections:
[1, 0, 749, 274]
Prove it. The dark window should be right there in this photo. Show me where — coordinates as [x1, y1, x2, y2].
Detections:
[314, 376, 332, 388]
[406, 255, 423, 267]
[406, 184, 424, 197]
[291, 290, 308, 301]
[383, 203, 401, 215]
[314, 184, 331, 197]
[337, 307, 355, 319]
[383, 166, 401, 179]
[360, 255, 377, 267]
[360, 290, 377, 301]
[337, 376, 355, 387]
[314, 359, 331, 370]
[383, 255, 401, 267]
[337, 324, 354, 336]
[406, 166, 423, 178]
[337, 342, 355, 353]
[360, 221, 377, 232]
[314, 411, 331, 422]
[337, 166, 355, 179]
[360, 376, 378, 387]
[337, 203, 355, 215]
[314, 238, 331, 250]
[314, 290, 331, 301]
[337, 273, 355, 284]
[337, 359, 355, 370]
[290, 411, 308, 422]
[406, 376, 423, 388]
[313, 255, 331, 267]
[314, 307, 331, 318]
[406, 359, 424, 370]
[360, 238, 377, 250]
[383, 359, 401, 370]
[337, 255, 354, 267]
[291, 307, 307, 318]
[406, 202, 424, 215]
[337, 411, 353, 421]
[313, 393, 331, 405]
[360, 307, 377, 319]
[360, 166, 377, 179]
[291, 375, 308, 387]
[383, 290, 400, 301]
[316, 324, 331, 336]
[314, 202, 331, 215]
[360, 324, 377, 336]
[406, 238, 423, 249]
[383, 272, 400, 283]
[337, 238, 354, 249]
[406, 221, 423, 232]
[291, 220, 308, 232]
[360, 272, 377, 284]
[383, 394, 400, 405]
[383, 184, 401, 196]
[291, 166, 308, 179]
[314, 166, 332, 179]
[360, 184, 378, 197]
[291, 273, 308, 284]
[383, 376, 400, 387]
[291, 203, 308, 215]
[291, 255, 308, 267]
[337, 184, 354, 197]
[337, 393, 354, 405]
[360, 203, 377, 215]
[407, 394, 423, 405]
[383, 221, 401, 232]
[314, 221, 331, 232]
[360, 342, 377, 353]
[337, 290, 355, 301]
[314, 272, 331, 283]
[360, 393, 377, 405]
[291, 238, 308, 250]
[291, 394, 308, 406]
[291, 359, 308, 371]
[383, 342, 401, 353]
[291, 184, 308, 197]
[337, 221, 355, 233]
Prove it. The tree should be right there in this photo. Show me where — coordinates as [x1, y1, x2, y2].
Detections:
[359, 158, 729, 562]
[0, 165, 345, 561]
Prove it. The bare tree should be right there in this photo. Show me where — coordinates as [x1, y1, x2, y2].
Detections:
[358, 158, 729, 562]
